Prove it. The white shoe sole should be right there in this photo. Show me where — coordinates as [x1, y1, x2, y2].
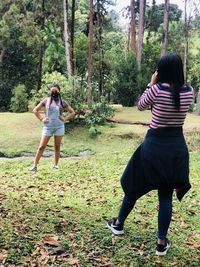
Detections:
[107, 223, 124, 235]
[156, 243, 171, 256]
[29, 168, 37, 172]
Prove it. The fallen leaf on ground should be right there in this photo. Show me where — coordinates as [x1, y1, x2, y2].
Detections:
[171, 262, 179, 266]
[0, 249, 7, 263]
[67, 256, 79, 265]
[112, 237, 116, 245]
[180, 220, 188, 227]
[39, 248, 49, 261]
[43, 235, 61, 246]
[185, 240, 200, 250]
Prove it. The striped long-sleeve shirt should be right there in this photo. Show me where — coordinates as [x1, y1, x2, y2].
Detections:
[137, 83, 194, 129]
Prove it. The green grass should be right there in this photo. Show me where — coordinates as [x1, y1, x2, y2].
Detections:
[0, 108, 199, 157]
[0, 111, 146, 157]
[0, 108, 200, 266]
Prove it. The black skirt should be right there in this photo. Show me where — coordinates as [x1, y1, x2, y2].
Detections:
[120, 127, 191, 201]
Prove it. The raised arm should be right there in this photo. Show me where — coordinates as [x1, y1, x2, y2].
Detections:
[137, 84, 159, 111]
[137, 71, 159, 111]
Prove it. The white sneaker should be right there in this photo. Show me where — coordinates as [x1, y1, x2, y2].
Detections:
[156, 239, 171, 256]
[29, 165, 37, 172]
[52, 165, 59, 170]
[107, 217, 124, 235]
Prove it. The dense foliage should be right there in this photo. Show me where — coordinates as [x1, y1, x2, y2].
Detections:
[1, 0, 200, 112]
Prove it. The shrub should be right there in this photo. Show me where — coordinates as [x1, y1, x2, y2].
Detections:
[85, 97, 115, 126]
[88, 125, 101, 138]
[10, 84, 28, 112]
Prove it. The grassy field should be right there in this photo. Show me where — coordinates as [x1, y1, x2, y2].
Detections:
[0, 107, 199, 157]
[0, 108, 200, 266]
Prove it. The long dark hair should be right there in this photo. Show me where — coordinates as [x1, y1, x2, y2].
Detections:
[49, 83, 64, 108]
[157, 53, 184, 110]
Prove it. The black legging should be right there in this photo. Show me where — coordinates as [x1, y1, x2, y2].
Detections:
[118, 188, 173, 239]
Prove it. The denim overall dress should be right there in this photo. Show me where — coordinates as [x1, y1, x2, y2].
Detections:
[42, 98, 65, 136]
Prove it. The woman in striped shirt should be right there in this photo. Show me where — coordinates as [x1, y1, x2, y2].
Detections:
[107, 53, 194, 256]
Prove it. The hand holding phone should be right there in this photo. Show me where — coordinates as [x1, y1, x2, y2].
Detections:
[150, 71, 158, 85]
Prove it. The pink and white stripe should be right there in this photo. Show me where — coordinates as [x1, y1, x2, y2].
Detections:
[138, 83, 194, 129]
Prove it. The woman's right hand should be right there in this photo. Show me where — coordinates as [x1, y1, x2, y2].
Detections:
[150, 71, 158, 85]
[42, 117, 49, 123]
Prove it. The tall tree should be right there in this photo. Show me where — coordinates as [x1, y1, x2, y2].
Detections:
[130, 0, 136, 53]
[87, 0, 94, 104]
[161, 0, 170, 56]
[127, 24, 131, 52]
[184, 0, 188, 82]
[94, 0, 115, 97]
[71, 0, 76, 75]
[37, 0, 45, 91]
[63, 0, 72, 77]
[137, 0, 146, 68]
[197, 89, 200, 115]
[96, 0, 104, 96]
[146, 0, 156, 44]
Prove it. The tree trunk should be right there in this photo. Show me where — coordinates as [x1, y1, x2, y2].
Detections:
[127, 24, 130, 51]
[146, 0, 156, 44]
[137, 0, 146, 69]
[197, 90, 200, 115]
[130, 0, 136, 53]
[0, 47, 6, 64]
[71, 0, 75, 75]
[37, 0, 45, 91]
[63, 0, 72, 78]
[87, 0, 94, 105]
[97, 0, 103, 97]
[184, 0, 188, 83]
[161, 0, 169, 57]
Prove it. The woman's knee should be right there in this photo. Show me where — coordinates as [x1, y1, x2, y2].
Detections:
[38, 145, 46, 151]
[54, 145, 60, 152]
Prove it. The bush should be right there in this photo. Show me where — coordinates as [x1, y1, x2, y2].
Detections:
[10, 84, 28, 112]
[88, 125, 101, 138]
[85, 97, 115, 126]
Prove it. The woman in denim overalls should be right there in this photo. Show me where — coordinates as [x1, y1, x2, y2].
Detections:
[29, 84, 75, 172]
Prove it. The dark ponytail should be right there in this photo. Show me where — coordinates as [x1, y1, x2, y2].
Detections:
[58, 94, 64, 108]
[171, 83, 180, 110]
[50, 95, 53, 106]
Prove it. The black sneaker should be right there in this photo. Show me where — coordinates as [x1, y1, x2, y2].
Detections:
[156, 238, 171, 256]
[107, 217, 124, 235]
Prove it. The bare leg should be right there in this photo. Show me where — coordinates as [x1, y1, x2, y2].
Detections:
[54, 135, 63, 166]
[34, 135, 51, 166]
